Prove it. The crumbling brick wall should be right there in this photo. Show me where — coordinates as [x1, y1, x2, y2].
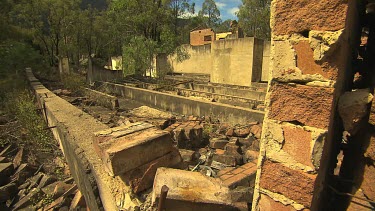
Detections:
[251, 0, 361, 210]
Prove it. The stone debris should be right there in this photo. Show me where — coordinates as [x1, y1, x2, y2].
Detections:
[64, 84, 264, 210]
[0, 144, 87, 211]
[165, 121, 204, 149]
[338, 89, 373, 135]
[12, 148, 23, 169]
[121, 148, 183, 193]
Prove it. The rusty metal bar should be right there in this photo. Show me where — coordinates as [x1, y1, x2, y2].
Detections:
[157, 185, 169, 211]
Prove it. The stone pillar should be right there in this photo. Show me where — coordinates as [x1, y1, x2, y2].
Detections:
[252, 0, 352, 210]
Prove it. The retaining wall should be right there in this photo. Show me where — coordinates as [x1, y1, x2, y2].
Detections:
[26, 69, 138, 211]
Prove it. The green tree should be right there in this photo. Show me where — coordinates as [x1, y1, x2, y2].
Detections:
[165, 0, 191, 34]
[237, 0, 271, 39]
[198, 0, 221, 28]
[215, 19, 232, 33]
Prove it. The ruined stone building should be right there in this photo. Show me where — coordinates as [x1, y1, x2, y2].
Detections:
[23, 0, 375, 210]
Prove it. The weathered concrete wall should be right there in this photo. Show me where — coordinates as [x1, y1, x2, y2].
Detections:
[83, 88, 119, 110]
[168, 44, 212, 75]
[252, 0, 355, 210]
[87, 58, 123, 84]
[164, 38, 266, 86]
[97, 81, 265, 125]
[211, 38, 263, 86]
[261, 41, 271, 82]
[179, 83, 266, 101]
[26, 69, 140, 211]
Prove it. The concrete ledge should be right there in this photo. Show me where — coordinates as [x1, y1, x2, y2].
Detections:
[84, 88, 119, 110]
[97, 82, 265, 125]
[175, 87, 263, 109]
[26, 69, 135, 211]
[183, 83, 266, 101]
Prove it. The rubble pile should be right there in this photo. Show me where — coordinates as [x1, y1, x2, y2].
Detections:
[91, 109, 262, 210]
[0, 145, 87, 210]
[53, 87, 263, 210]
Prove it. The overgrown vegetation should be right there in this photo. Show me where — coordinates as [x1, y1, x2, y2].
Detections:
[237, 0, 271, 39]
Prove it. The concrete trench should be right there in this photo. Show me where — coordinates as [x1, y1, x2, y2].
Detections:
[95, 81, 265, 125]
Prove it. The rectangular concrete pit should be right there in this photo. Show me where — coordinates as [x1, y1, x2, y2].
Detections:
[152, 167, 238, 211]
[98, 81, 265, 125]
[93, 122, 174, 176]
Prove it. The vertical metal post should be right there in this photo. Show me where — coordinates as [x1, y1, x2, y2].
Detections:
[157, 185, 169, 211]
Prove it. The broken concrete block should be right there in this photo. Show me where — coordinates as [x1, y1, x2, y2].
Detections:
[166, 122, 203, 149]
[225, 128, 234, 137]
[53, 181, 75, 199]
[250, 124, 262, 139]
[238, 136, 256, 148]
[0, 145, 11, 156]
[213, 151, 242, 167]
[179, 149, 200, 164]
[93, 122, 174, 176]
[122, 149, 183, 193]
[152, 168, 237, 211]
[338, 89, 373, 135]
[0, 163, 14, 185]
[28, 172, 44, 190]
[0, 182, 17, 202]
[13, 148, 23, 169]
[230, 186, 253, 203]
[209, 137, 229, 149]
[42, 182, 59, 196]
[224, 142, 242, 156]
[243, 150, 259, 163]
[38, 174, 58, 189]
[218, 162, 257, 189]
[233, 127, 250, 138]
[43, 195, 65, 210]
[70, 190, 86, 210]
[12, 188, 44, 210]
[11, 164, 35, 185]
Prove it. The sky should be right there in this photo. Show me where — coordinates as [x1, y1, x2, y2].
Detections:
[192, 0, 242, 20]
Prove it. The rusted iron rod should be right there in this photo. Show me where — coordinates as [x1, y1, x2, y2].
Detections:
[157, 185, 169, 211]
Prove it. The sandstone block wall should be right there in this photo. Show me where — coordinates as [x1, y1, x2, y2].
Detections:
[252, 0, 354, 210]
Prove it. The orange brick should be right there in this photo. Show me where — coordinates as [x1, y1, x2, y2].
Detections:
[273, 0, 348, 36]
[260, 160, 316, 207]
[268, 83, 334, 129]
[223, 173, 249, 188]
[231, 167, 245, 175]
[220, 174, 234, 181]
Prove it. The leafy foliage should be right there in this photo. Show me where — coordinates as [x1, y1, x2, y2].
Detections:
[237, 0, 271, 39]
[198, 0, 221, 28]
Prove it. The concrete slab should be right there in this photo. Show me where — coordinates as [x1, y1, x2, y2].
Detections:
[152, 168, 237, 210]
[93, 122, 174, 176]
